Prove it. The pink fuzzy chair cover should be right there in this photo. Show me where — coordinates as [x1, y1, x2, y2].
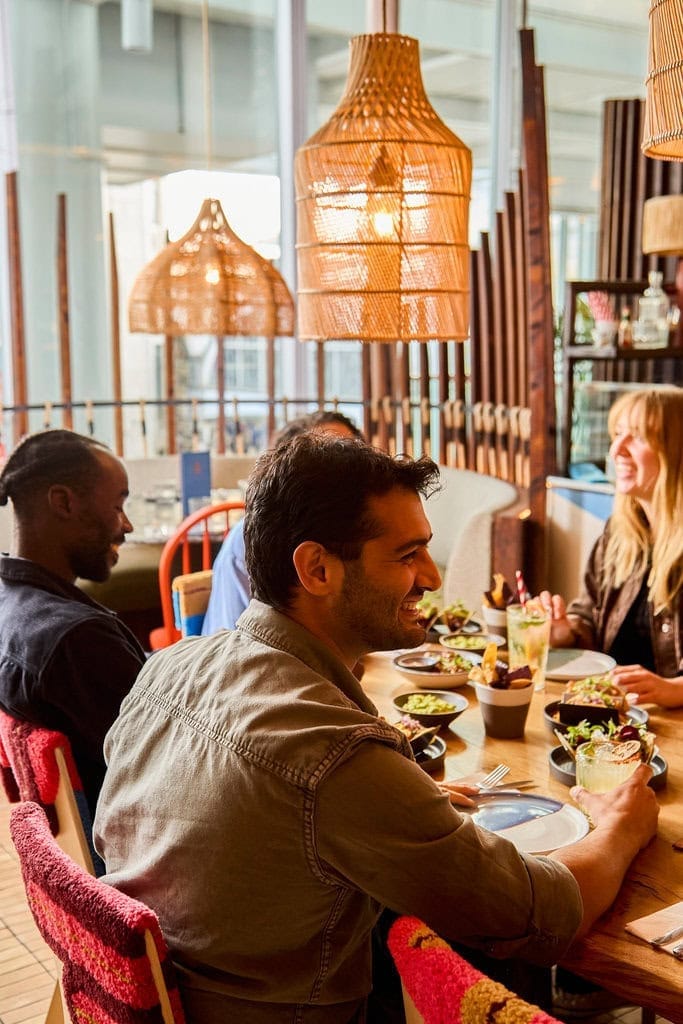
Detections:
[388, 916, 565, 1024]
[0, 710, 83, 830]
[0, 725, 19, 803]
[10, 801, 186, 1024]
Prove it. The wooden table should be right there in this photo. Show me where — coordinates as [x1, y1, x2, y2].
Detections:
[361, 650, 683, 1022]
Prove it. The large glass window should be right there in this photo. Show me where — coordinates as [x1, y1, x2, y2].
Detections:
[0, 0, 652, 458]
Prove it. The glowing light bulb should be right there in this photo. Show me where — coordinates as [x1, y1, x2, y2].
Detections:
[372, 210, 394, 238]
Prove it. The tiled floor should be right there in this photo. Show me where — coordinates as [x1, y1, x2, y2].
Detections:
[0, 791, 673, 1024]
[0, 795, 59, 1024]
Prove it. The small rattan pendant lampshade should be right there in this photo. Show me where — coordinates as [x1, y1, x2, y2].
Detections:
[295, 32, 472, 343]
[642, 0, 683, 160]
[128, 197, 294, 337]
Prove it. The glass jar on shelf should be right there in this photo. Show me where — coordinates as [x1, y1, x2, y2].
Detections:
[633, 271, 670, 349]
[617, 307, 633, 348]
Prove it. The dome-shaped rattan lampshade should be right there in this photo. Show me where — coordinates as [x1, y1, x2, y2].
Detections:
[295, 33, 472, 343]
[129, 197, 294, 337]
[642, 0, 683, 160]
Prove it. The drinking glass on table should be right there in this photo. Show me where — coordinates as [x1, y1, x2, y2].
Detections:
[575, 740, 641, 793]
[506, 602, 551, 693]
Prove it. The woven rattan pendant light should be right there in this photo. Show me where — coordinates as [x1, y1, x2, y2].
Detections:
[128, 197, 294, 336]
[128, 1, 294, 337]
[642, 0, 683, 160]
[295, 32, 472, 343]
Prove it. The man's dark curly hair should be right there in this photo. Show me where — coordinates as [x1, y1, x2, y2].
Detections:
[0, 429, 110, 520]
[271, 410, 363, 447]
[244, 434, 440, 611]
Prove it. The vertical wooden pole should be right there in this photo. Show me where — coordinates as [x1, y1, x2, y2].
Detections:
[266, 337, 276, 441]
[437, 342, 450, 463]
[520, 27, 556, 588]
[164, 335, 176, 453]
[108, 212, 125, 455]
[6, 172, 29, 442]
[216, 337, 226, 454]
[57, 195, 73, 429]
[398, 342, 412, 456]
[361, 344, 372, 440]
[317, 341, 325, 408]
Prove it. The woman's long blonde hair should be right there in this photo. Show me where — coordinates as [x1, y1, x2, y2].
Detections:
[605, 388, 683, 612]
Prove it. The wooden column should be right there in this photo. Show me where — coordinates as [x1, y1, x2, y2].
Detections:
[108, 212, 124, 454]
[6, 172, 28, 442]
[216, 337, 226, 454]
[164, 336, 176, 453]
[520, 27, 556, 588]
[56, 195, 73, 429]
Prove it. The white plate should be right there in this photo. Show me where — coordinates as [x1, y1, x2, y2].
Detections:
[545, 648, 616, 682]
[469, 793, 589, 854]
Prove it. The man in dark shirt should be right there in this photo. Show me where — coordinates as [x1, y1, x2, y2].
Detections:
[0, 429, 145, 814]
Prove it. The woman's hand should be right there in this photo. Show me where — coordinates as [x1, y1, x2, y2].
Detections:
[439, 782, 478, 808]
[611, 664, 683, 708]
[538, 590, 576, 647]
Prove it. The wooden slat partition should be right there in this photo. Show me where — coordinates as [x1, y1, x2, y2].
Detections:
[520, 27, 556, 551]
[600, 98, 682, 286]
[514, 173, 529, 408]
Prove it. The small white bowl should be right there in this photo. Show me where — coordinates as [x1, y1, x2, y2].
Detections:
[392, 646, 477, 689]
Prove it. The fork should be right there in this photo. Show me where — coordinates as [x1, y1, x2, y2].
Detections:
[476, 764, 510, 790]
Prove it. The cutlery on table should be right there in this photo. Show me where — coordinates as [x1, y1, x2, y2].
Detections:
[650, 924, 683, 947]
[478, 779, 536, 792]
[475, 764, 509, 790]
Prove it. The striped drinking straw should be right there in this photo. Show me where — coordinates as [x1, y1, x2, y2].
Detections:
[515, 570, 529, 608]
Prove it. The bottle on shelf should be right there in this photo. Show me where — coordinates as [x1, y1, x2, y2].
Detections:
[633, 271, 670, 349]
[617, 307, 633, 348]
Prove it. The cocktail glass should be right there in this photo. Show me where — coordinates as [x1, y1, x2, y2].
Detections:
[506, 602, 551, 692]
[575, 740, 641, 793]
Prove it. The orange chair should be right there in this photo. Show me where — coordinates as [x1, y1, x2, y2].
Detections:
[149, 500, 245, 650]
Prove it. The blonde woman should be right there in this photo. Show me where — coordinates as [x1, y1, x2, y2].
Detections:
[542, 387, 683, 707]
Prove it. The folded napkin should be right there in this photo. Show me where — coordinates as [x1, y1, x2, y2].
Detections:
[625, 900, 683, 955]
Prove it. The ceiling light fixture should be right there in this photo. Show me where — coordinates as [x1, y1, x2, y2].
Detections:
[128, 0, 294, 339]
[642, 0, 683, 160]
[295, 29, 472, 343]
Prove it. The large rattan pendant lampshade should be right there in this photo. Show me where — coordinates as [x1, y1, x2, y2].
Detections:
[295, 32, 472, 343]
[128, 197, 294, 337]
[642, 0, 683, 160]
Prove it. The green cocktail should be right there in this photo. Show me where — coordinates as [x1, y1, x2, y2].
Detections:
[506, 602, 551, 692]
[575, 740, 642, 793]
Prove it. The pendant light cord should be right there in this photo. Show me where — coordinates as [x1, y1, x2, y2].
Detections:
[202, 0, 212, 171]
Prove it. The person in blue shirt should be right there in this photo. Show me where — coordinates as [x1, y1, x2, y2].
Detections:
[201, 411, 363, 634]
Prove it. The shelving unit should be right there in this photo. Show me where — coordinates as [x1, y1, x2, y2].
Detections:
[560, 280, 683, 473]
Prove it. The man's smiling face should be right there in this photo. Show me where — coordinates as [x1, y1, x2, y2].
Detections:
[334, 487, 441, 654]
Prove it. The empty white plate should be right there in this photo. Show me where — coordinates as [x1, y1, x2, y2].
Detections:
[470, 793, 589, 854]
[545, 648, 616, 682]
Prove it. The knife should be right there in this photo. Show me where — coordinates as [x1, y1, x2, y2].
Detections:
[479, 779, 536, 792]
[650, 924, 683, 946]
